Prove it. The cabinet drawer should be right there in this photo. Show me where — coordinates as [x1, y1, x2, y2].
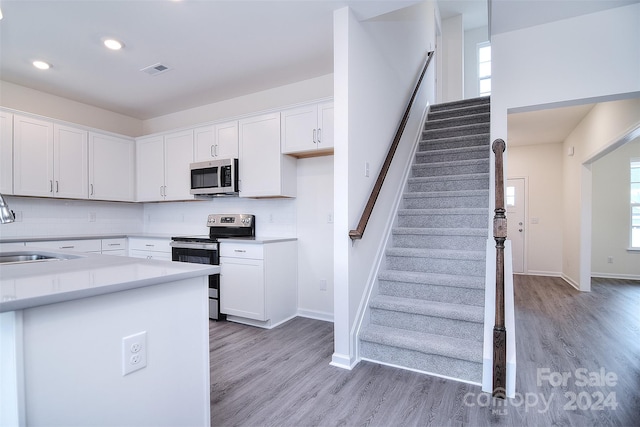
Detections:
[101, 238, 127, 252]
[26, 239, 101, 253]
[128, 237, 171, 253]
[220, 242, 263, 259]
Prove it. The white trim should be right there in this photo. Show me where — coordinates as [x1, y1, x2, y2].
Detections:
[523, 270, 563, 277]
[561, 273, 581, 291]
[296, 309, 334, 323]
[330, 353, 357, 370]
[360, 357, 482, 386]
[591, 272, 640, 281]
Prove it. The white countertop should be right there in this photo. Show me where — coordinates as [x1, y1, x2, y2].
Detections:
[0, 249, 218, 313]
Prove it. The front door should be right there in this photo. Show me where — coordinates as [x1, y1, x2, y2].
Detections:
[506, 178, 526, 273]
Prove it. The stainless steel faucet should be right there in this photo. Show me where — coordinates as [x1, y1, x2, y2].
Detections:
[0, 193, 15, 224]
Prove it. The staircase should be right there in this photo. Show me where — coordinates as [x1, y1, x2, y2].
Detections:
[359, 96, 491, 384]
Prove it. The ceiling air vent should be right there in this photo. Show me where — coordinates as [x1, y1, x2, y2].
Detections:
[140, 63, 171, 76]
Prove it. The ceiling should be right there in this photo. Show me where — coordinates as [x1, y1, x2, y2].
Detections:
[1, 0, 636, 122]
[507, 103, 596, 147]
[0, 0, 420, 120]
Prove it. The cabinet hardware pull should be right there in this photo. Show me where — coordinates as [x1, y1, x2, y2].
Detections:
[60, 246, 74, 249]
[234, 249, 246, 253]
[108, 243, 121, 247]
[90, 184, 94, 195]
[313, 129, 316, 143]
[50, 180, 53, 193]
[317, 128, 321, 144]
[211, 145, 215, 157]
[145, 244, 155, 247]
[55, 181, 59, 193]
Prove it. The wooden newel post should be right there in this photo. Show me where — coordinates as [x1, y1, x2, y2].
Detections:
[492, 138, 507, 399]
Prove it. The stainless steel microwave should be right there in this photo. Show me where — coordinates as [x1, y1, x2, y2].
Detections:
[190, 158, 238, 196]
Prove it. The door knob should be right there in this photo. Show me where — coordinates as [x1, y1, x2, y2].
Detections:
[519, 228, 523, 232]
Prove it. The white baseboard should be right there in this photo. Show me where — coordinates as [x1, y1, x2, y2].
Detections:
[524, 270, 562, 277]
[560, 274, 581, 290]
[297, 309, 334, 323]
[330, 353, 357, 370]
[591, 272, 640, 281]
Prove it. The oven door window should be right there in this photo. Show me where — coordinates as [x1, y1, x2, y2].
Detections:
[172, 247, 218, 265]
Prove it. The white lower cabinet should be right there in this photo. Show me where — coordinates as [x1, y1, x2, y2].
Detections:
[101, 238, 127, 256]
[25, 239, 101, 253]
[127, 237, 172, 261]
[219, 240, 297, 329]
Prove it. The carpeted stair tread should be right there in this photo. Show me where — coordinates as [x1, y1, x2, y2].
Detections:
[398, 207, 487, 215]
[369, 295, 484, 323]
[416, 145, 489, 157]
[403, 189, 489, 199]
[378, 270, 485, 290]
[422, 123, 490, 139]
[392, 227, 487, 236]
[424, 112, 490, 130]
[429, 96, 490, 112]
[427, 103, 490, 121]
[386, 247, 485, 260]
[408, 173, 489, 183]
[360, 324, 483, 364]
[413, 158, 489, 168]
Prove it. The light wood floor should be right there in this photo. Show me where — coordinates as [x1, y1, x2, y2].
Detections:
[209, 276, 640, 426]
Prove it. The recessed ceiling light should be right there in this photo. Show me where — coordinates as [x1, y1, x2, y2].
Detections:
[104, 39, 124, 50]
[33, 60, 51, 70]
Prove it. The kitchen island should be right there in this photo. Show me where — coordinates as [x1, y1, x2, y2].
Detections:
[0, 249, 216, 426]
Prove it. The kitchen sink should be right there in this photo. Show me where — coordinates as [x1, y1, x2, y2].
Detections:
[0, 252, 80, 265]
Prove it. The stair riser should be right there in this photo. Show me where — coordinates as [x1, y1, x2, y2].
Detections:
[397, 214, 488, 229]
[412, 162, 490, 177]
[392, 234, 486, 251]
[407, 178, 490, 192]
[378, 280, 484, 306]
[360, 341, 482, 383]
[420, 136, 489, 151]
[386, 255, 485, 276]
[403, 195, 489, 209]
[415, 149, 489, 163]
[424, 114, 490, 130]
[429, 97, 490, 113]
[427, 104, 490, 121]
[370, 309, 484, 341]
[423, 124, 490, 139]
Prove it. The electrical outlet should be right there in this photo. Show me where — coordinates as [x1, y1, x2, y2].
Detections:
[365, 161, 370, 177]
[327, 213, 333, 224]
[122, 331, 147, 376]
[88, 212, 97, 222]
[607, 256, 614, 264]
[320, 279, 327, 291]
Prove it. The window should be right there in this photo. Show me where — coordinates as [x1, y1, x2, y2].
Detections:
[506, 185, 515, 207]
[631, 159, 640, 248]
[478, 42, 491, 96]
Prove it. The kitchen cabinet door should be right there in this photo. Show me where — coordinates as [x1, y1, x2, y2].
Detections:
[88, 132, 135, 201]
[163, 129, 194, 201]
[136, 135, 165, 201]
[194, 121, 238, 162]
[13, 115, 54, 197]
[53, 124, 88, 199]
[0, 111, 13, 194]
[220, 257, 266, 321]
[281, 101, 333, 156]
[239, 112, 296, 198]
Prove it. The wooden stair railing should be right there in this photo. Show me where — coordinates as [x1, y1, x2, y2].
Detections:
[492, 138, 507, 398]
[349, 50, 434, 241]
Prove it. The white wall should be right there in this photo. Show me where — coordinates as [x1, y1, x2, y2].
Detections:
[0, 80, 143, 137]
[491, 3, 640, 290]
[143, 74, 333, 134]
[592, 137, 640, 278]
[464, 26, 488, 99]
[562, 97, 640, 286]
[333, 1, 436, 368]
[441, 14, 464, 101]
[507, 143, 564, 275]
[0, 196, 143, 239]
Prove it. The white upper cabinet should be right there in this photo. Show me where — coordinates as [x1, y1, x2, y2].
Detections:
[88, 132, 135, 202]
[281, 101, 334, 156]
[53, 124, 88, 199]
[0, 111, 13, 194]
[136, 130, 194, 202]
[239, 112, 296, 198]
[194, 120, 238, 162]
[13, 115, 88, 199]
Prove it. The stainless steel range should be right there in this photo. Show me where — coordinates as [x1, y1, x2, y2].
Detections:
[170, 213, 255, 320]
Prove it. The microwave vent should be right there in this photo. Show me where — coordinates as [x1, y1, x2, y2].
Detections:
[140, 63, 171, 76]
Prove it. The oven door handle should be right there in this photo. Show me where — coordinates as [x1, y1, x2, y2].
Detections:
[170, 241, 218, 250]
